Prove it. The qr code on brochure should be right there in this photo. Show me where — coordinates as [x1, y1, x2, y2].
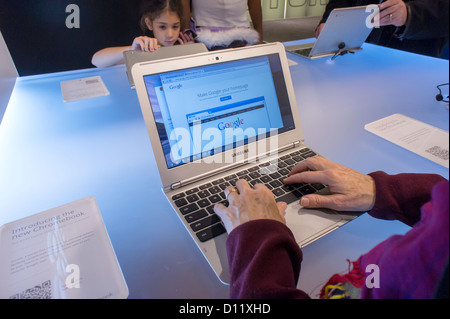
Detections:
[425, 145, 449, 161]
[9, 280, 52, 299]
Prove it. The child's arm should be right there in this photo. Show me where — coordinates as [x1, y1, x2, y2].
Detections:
[91, 36, 160, 68]
[91, 46, 131, 68]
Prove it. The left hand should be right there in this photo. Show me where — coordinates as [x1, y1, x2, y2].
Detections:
[378, 0, 408, 27]
[214, 180, 287, 234]
[178, 31, 195, 45]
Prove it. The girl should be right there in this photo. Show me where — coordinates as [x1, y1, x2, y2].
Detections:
[92, 0, 194, 68]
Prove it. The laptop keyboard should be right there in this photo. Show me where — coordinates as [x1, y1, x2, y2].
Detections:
[292, 47, 312, 57]
[171, 148, 326, 243]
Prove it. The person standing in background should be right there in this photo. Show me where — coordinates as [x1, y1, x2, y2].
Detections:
[316, 0, 448, 58]
[181, 0, 263, 50]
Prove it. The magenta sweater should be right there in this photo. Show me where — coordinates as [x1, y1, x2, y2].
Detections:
[226, 172, 448, 299]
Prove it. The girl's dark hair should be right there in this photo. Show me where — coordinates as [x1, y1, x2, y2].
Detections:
[140, 0, 183, 34]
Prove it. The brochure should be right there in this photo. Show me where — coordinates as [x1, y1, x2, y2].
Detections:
[0, 197, 128, 299]
[365, 113, 449, 168]
[60, 76, 109, 102]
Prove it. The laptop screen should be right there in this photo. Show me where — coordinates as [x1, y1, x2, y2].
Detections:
[143, 53, 296, 169]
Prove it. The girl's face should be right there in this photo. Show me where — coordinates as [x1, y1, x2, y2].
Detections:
[146, 10, 180, 47]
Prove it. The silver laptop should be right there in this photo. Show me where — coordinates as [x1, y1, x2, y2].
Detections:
[286, 6, 374, 59]
[132, 42, 361, 284]
[0, 29, 18, 125]
[124, 42, 208, 88]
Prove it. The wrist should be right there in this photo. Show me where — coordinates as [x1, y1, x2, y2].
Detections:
[365, 175, 376, 211]
[395, 2, 410, 36]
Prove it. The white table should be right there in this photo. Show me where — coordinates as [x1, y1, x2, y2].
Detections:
[0, 40, 448, 298]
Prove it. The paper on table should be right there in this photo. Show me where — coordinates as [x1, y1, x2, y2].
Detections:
[61, 76, 110, 102]
[0, 197, 128, 299]
[365, 113, 449, 168]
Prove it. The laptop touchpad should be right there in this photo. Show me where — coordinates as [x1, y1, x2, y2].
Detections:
[284, 202, 343, 248]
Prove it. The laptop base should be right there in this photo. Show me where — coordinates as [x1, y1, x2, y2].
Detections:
[166, 146, 362, 284]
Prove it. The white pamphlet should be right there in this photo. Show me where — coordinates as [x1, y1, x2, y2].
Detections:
[0, 197, 128, 299]
[365, 113, 449, 168]
[61, 76, 110, 102]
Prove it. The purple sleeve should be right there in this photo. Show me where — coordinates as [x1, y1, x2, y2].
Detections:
[226, 219, 310, 299]
[367, 171, 447, 227]
[360, 180, 449, 298]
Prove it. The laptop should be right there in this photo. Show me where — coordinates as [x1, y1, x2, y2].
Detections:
[132, 42, 362, 284]
[0, 29, 18, 125]
[124, 42, 208, 88]
[285, 6, 374, 59]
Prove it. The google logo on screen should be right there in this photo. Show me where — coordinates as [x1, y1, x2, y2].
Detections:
[218, 118, 245, 130]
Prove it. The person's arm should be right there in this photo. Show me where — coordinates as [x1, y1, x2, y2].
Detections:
[91, 36, 159, 68]
[214, 181, 309, 299]
[226, 219, 310, 299]
[399, 0, 449, 40]
[284, 156, 447, 227]
[359, 179, 449, 299]
[248, 0, 263, 43]
[367, 171, 447, 226]
[91, 46, 130, 68]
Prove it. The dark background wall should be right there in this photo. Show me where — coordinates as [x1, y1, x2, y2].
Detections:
[1, 1, 447, 76]
[0, 0, 143, 76]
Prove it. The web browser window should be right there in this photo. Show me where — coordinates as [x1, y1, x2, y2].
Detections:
[143, 54, 295, 169]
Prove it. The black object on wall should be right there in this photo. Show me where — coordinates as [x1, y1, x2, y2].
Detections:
[0, 0, 143, 76]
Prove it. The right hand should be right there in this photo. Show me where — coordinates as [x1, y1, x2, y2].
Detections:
[283, 156, 376, 212]
[378, 0, 408, 27]
[131, 36, 160, 52]
[178, 32, 195, 45]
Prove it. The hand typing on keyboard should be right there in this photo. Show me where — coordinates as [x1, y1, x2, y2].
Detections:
[214, 180, 287, 234]
[176, 149, 375, 241]
[214, 156, 376, 233]
[175, 148, 323, 241]
[284, 156, 376, 212]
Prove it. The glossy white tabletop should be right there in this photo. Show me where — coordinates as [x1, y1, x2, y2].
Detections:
[0, 40, 448, 298]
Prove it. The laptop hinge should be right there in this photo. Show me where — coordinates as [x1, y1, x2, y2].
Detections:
[168, 140, 303, 191]
[274, 140, 301, 154]
[170, 182, 182, 191]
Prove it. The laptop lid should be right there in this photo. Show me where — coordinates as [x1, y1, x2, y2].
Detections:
[132, 42, 304, 190]
[312, 6, 374, 57]
[0, 30, 18, 125]
[124, 43, 208, 88]
[287, 5, 374, 58]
